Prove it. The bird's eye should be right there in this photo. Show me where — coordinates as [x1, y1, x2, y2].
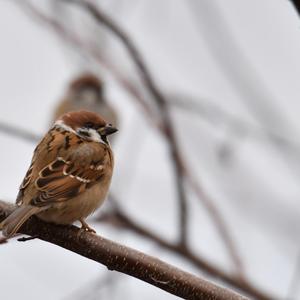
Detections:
[84, 122, 94, 129]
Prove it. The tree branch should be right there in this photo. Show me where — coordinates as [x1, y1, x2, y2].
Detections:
[65, 0, 189, 247]
[0, 200, 246, 300]
[169, 94, 300, 152]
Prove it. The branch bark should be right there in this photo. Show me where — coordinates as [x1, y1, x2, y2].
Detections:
[0, 200, 245, 300]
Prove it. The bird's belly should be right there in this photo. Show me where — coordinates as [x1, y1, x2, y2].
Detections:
[36, 184, 107, 224]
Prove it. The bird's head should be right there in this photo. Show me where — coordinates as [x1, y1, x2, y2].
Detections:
[55, 110, 118, 144]
[69, 73, 104, 104]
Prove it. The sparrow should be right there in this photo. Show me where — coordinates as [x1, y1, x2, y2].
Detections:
[53, 73, 118, 143]
[0, 110, 117, 238]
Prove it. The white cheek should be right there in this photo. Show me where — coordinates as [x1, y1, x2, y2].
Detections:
[88, 128, 102, 143]
[54, 120, 76, 134]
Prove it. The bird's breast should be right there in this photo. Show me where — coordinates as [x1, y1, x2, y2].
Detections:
[36, 178, 111, 225]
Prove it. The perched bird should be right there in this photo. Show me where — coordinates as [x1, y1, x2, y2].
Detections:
[53, 73, 118, 144]
[1, 110, 117, 238]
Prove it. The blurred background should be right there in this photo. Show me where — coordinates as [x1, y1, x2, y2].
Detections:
[1, 0, 300, 299]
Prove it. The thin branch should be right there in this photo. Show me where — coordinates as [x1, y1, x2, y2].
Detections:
[187, 172, 246, 276]
[290, 0, 300, 17]
[287, 249, 300, 299]
[0, 121, 40, 143]
[282, 4, 300, 299]
[0, 200, 246, 300]
[65, 0, 189, 247]
[18, 0, 158, 124]
[2, 92, 300, 155]
[169, 94, 300, 152]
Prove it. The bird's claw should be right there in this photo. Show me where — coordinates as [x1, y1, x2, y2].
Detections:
[79, 218, 96, 234]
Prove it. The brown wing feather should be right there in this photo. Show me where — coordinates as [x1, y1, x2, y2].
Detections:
[32, 156, 105, 206]
[16, 138, 44, 205]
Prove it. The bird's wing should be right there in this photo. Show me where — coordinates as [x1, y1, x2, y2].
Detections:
[31, 153, 106, 206]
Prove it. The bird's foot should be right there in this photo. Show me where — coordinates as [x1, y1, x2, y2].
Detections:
[79, 218, 96, 234]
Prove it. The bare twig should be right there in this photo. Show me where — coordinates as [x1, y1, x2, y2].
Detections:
[0, 200, 246, 300]
[169, 94, 300, 152]
[18, 0, 158, 124]
[186, 173, 245, 277]
[0, 121, 40, 143]
[287, 249, 300, 299]
[290, 0, 300, 17]
[66, 0, 189, 248]
[2, 91, 299, 156]
[282, 4, 300, 299]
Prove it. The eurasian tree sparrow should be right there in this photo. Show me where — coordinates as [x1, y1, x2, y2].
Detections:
[53, 73, 118, 142]
[1, 110, 117, 237]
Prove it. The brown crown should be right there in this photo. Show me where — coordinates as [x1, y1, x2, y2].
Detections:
[69, 73, 103, 94]
[60, 110, 107, 130]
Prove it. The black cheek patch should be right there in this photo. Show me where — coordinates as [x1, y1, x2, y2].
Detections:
[79, 130, 90, 138]
[64, 135, 71, 149]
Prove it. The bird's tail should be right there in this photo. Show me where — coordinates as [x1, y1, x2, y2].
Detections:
[0, 205, 40, 238]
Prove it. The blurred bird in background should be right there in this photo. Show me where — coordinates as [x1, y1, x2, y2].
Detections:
[53, 73, 118, 143]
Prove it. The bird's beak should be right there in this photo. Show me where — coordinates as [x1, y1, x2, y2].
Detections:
[98, 125, 118, 136]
